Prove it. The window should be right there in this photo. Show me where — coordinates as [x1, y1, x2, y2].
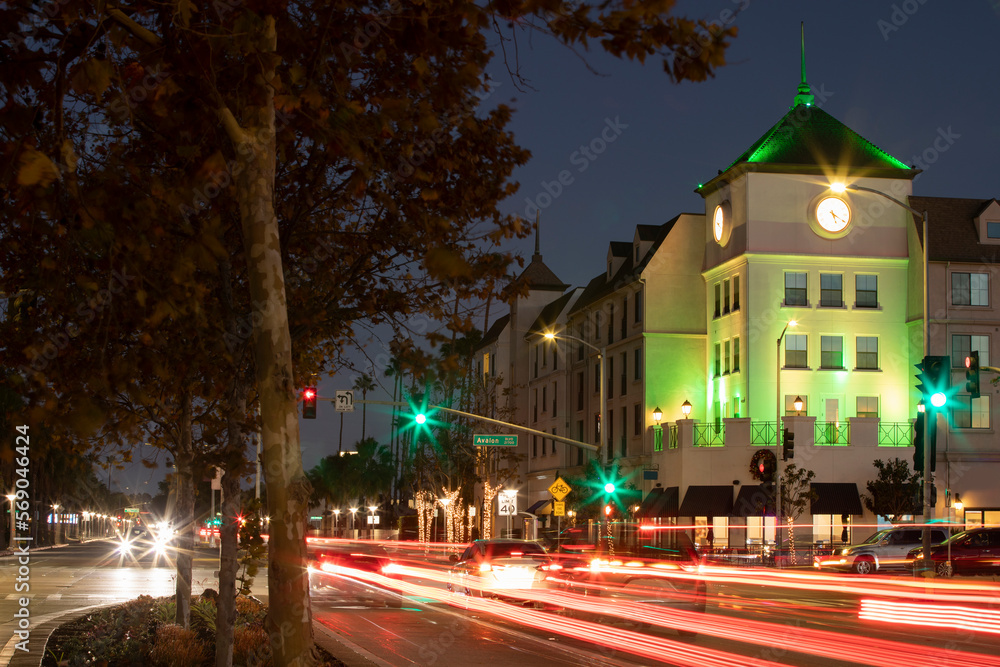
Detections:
[821, 336, 844, 369]
[733, 276, 740, 310]
[635, 288, 643, 322]
[552, 381, 557, 416]
[952, 334, 990, 368]
[577, 372, 584, 411]
[856, 275, 878, 308]
[953, 272, 989, 306]
[607, 304, 614, 342]
[785, 334, 807, 368]
[542, 386, 547, 413]
[714, 283, 721, 318]
[542, 436, 546, 456]
[954, 395, 990, 429]
[785, 272, 807, 306]
[620, 407, 627, 456]
[621, 295, 627, 339]
[594, 362, 600, 393]
[577, 421, 584, 465]
[552, 345, 558, 370]
[724, 339, 731, 374]
[608, 356, 614, 398]
[594, 413, 601, 443]
[633, 403, 641, 436]
[577, 325, 585, 360]
[857, 396, 878, 418]
[856, 336, 879, 370]
[989, 222, 1000, 239]
[620, 352, 627, 395]
[634, 348, 642, 380]
[595, 312, 601, 342]
[552, 428, 557, 456]
[532, 435, 538, 457]
[714, 343, 722, 377]
[533, 345, 539, 378]
[733, 337, 741, 373]
[820, 274, 843, 307]
[532, 389, 538, 422]
[723, 280, 731, 314]
[482, 352, 490, 380]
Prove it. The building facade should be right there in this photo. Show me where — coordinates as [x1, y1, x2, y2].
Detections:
[476, 75, 1000, 547]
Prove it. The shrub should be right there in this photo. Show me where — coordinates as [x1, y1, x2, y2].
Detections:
[149, 624, 209, 667]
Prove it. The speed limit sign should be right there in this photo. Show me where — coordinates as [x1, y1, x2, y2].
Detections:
[498, 490, 517, 516]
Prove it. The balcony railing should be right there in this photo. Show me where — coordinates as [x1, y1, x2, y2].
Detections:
[814, 421, 850, 446]
[668, 424, 678, 449]
[878, 422, 914, 447]
[751, 421, 777, 445]
[694, 423, 726, 447]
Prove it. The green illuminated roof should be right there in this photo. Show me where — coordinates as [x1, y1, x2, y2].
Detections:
[727, 103, 910, 171]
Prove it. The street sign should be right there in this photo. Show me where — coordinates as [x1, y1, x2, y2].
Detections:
[335, 390, 354, 412]
[473, 434, 517, 447]
[498, 490, 517, 516]
[552, 501, 565, 516]
[124, 507, 139, 515]
[548, 477, 572, 501]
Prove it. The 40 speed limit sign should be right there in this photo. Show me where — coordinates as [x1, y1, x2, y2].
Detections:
[498, 490, 517, 516]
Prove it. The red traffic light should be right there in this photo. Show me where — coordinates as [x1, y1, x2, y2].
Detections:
[303, 388, 316, 399]
[302, 387, 317, 419]
[966, 356, 971, 369]
[604, 504, 612, 516]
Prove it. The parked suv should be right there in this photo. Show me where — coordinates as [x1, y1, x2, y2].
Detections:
[815, 526, 948, 574]
[907, 527, 1000, 576]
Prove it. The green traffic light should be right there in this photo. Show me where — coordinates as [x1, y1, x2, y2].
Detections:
[930, 392, 946, 408]
[415, 413, 427, 425]
[604, 482, 615, 494]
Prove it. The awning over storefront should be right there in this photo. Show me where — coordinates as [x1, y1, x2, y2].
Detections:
[525, 499, 552, 515]
[678, 485, 733, 517]
[732, 484, 774, 517]
[811, 483, 864, 516]
[636, 485, 679, 519]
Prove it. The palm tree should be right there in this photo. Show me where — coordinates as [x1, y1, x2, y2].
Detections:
[352, 374, 377, 441]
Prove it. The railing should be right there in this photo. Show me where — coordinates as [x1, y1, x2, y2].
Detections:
[751, 421, 777, 445]
[878, 421, 913, 446]
[694, 423, 726, 447]
[668, 424, 678, 449]
[814, 421, 850, 445]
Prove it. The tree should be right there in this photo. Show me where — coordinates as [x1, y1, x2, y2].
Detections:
[862, 458, 921, 524]
[2, 3, 734, 664]
[352, 374, 377, 441]
[779, 463, 817, 564]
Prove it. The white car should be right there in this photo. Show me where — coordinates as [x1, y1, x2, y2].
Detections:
[815, 527, 948, 574]
[446, 539, 558, 600]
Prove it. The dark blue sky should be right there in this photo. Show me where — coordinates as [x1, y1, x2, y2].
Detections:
[496, 0, 1000, 290]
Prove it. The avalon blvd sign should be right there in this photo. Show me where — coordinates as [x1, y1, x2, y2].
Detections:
[473, 434, 518, 447]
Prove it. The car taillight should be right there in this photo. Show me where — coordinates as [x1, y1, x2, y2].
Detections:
[479, 563, 493, 573]
[382, 563, 401, 575]
[542, 563, 562, 571]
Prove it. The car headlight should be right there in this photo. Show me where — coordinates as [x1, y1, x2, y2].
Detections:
[841, 548, 851, 556]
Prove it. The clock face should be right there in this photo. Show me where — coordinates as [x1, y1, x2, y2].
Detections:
[713, 205, 725, 242]
[816, 197, 851, 233]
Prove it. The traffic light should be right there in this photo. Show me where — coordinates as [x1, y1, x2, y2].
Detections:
[966, 351, 981, 399]
[920, 355, 950, 408]
[302, 387, 317, 419]
[782, 428, 795, 461]
[913, 411, 924, 472]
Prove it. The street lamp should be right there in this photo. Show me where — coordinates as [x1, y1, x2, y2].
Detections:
[543, 330, 608, 465]
[832, 181, 935, 572]
[51, 503, 60, 545]
[652, 407, 662, 424]
[681, 400, 692, 418]
[333, 509, 340, 537]
[368, 505, 378, 539]
[776, 319, 797, 561]
[6, 494, 15, 548]
[793, 396, 804, 416]
[349, 507, 358, 537]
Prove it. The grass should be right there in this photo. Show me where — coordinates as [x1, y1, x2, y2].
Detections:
[42, 592, 345, 667]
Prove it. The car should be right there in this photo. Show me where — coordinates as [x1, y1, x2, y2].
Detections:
[446, 539, 557, 602]
[814, 526, 949, 575]
[907, 527, 1000, 576]
[554, 530, 706, 636]
[308, 542, 403, 607]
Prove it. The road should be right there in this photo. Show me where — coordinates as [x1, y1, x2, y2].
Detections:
[4, 541, 1000, 666]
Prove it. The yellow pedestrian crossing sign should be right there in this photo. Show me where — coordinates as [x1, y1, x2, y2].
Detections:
[548, 477, 571, 501]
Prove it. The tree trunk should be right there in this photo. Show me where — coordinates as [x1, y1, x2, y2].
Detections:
[216, 464, 242, 667]
[174, 392, 194, 628]
[222, 15, 315, 666]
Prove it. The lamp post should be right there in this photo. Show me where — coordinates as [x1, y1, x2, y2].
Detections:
[832, 181, 934, 573]
[51, 503, 60, 545]
[368, 505, 377, 540]
[333, 509, 340, 537]
[776, 319, 797, 562]
[349, 507, 358, 538]
[681, 400, 692, 419]
[793, 396, 804, 416]
[543, 331, 608, 466]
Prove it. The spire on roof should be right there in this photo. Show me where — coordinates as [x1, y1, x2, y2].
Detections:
[533, 211, 541, 259]
[793, 22, 814, 107]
